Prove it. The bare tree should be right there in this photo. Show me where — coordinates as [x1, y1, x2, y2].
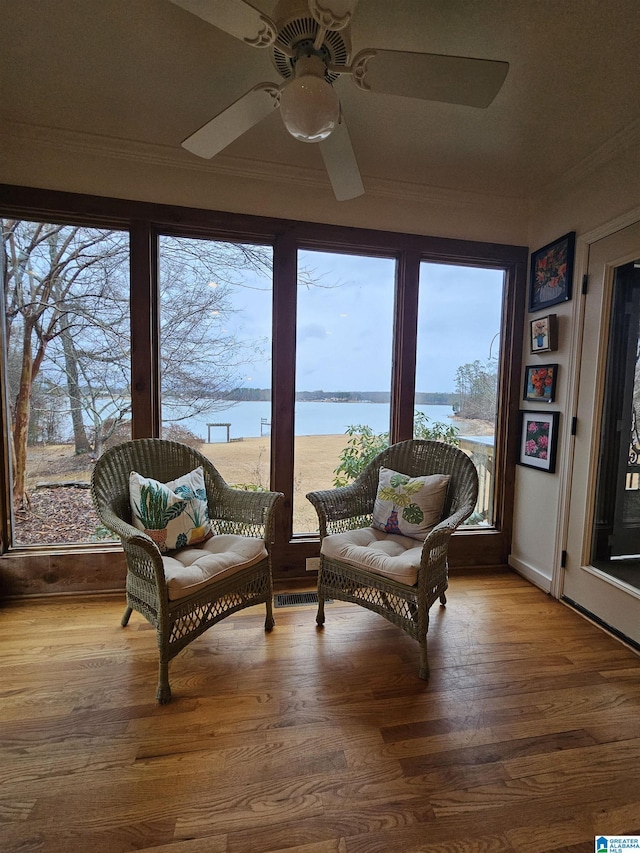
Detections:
[158, 236, 271, 423]
[2, 220, 127, 506]
[1, 222, 275, 508]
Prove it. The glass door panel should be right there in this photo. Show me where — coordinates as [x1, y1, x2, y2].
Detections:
[591, 260, 640, 587]
[563, 220, 640, 647]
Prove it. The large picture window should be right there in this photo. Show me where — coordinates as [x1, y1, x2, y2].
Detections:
[0, 186, 526, 590]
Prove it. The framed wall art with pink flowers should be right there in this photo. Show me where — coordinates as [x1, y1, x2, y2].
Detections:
[523, 364, 558, 403]
[528, 231, 576, 311]
[518, 411, 559, 473]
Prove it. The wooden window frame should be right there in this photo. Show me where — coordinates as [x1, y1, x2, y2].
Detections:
[0, 184, 527, 592]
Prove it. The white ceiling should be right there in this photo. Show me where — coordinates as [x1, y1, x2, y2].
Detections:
[1, 0, 639, 202]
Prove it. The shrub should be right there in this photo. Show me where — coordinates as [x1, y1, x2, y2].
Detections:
[102, 419, 132, 452]
[333, 412, 459, 487]
[161, 423, 203, 449]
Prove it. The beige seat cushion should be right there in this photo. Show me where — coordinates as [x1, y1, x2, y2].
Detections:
[321, 526, 425, 586]
[162, 534, 267, 600]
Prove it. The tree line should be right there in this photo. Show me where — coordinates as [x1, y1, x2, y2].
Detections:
[224, 388, 457, 404]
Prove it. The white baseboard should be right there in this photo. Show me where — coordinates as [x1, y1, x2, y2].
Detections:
[508, 555, 553, 594]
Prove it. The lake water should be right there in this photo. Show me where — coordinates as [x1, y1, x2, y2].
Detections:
[65, 398, 491, 445]
[164, 401, 469, 442]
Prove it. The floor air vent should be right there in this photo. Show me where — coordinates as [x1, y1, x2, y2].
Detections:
[273, 592, 332, 608]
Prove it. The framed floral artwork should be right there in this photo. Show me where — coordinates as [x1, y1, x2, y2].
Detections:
[518, 411, 559, 472]
[530, 313, 558, 353]
[523, 364, 558, 403]
[528, 231, 575, 311]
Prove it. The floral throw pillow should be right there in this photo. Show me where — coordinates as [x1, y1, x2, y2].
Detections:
[129, 466, 213, 553]
[371, 467, 451, 540]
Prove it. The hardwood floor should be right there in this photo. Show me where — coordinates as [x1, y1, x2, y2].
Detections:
[1, 572, 639, 853]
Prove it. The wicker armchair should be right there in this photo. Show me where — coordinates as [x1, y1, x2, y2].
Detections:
[306, 439, 478, 679]
[91, 438, 283, 703]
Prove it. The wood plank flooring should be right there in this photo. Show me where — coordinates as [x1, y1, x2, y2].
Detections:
[1, 572, 640, 853]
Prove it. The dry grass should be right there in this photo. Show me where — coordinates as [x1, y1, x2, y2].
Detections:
[201, 434, 347, 533]
[23, 421, 492, 540]
[24, 434, 348, 536]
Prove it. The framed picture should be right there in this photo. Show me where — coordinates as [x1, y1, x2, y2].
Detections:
[518, 411, 559, 473]
[530, 313, 558, 353]
[528, 231, 576, 312]
[523, 364, 558, 403]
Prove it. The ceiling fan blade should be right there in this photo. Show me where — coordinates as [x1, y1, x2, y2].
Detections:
[308, 0, 358, 31]
[319, 116, 364, 201]
[168, 0, 277, 47]
[351, 49, 509, 108]
[182, 83, 280, 159]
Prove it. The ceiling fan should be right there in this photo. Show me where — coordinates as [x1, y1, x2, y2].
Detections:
[169, 0, 509, 201]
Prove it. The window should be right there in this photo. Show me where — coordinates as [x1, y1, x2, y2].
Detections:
[0, 186, 526, 589]
[416, 263, 504, 525]
[1, 218, 130, 546]
[294, 250, 395, 533]
[158, 235, 273, 490]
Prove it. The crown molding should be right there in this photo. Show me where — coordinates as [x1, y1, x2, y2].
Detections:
[535, 117, 640, 204]
[0, 119, 527, 217]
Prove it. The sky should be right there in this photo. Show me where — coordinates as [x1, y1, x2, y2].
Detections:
[223, 249, 504, 394]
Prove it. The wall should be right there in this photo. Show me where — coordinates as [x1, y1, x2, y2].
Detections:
[509, 138, 640, 593]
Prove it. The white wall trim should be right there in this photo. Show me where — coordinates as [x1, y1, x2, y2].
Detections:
[532, 118, 640, 208]
[0, 119, 528, 219]
[550, 237, 590, 599]
[508, 555, 552, 594]
[580, 206, 640, 246]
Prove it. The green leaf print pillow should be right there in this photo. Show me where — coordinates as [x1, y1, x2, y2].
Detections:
[129, 466, 213, 553]
[372, 467, 451, 540]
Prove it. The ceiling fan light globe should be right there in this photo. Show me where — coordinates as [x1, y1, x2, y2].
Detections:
[280, 75, 340, 143]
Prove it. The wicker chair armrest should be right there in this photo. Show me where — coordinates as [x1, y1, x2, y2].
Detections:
[98, 506, 169, 600]
[417, 503, 475, 589]
[306, 484, 374, 537]
[211, 487, 284, 542]
[98, 506, 153, 547]
[429, 503, 474, 538]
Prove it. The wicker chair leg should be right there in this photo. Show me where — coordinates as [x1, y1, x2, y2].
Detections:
[316, 594, 326, 627]
[440, 592, 447, 605]
[265, 597, 275, 631]
[121, 606, 133, 627]
[157, 656, 172, 705]
[419, 640, 430, 681]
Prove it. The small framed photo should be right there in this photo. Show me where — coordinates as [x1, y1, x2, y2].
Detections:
[530, 314, 558, 353]
[529, 231, 576, 312]
[523, 364, 558, 403]
[518, 411, 559, 473]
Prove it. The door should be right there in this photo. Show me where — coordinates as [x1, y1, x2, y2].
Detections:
[563, 220, 640, 645]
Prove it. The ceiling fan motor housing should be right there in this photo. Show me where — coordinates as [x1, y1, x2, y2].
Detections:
[270, 0, 351, 82]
